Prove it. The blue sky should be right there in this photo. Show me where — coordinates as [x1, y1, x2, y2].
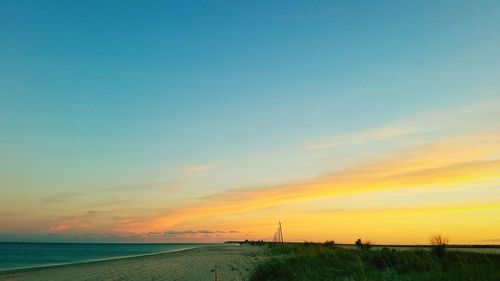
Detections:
[1, 1, 500, 242]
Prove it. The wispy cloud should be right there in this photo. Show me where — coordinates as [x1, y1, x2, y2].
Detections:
[304, 126, 418, 150]
[97, 180, 183, 193]
[40, 192, 83, 204]
[47, 210, 109, 233]
[182, 164, 209, 174]
[137, 131, 500, 232]
[163, 229, 239, 237]
[303, 98, 500, 151]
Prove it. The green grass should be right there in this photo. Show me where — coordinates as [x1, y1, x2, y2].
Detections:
[250, 244, 500, 281]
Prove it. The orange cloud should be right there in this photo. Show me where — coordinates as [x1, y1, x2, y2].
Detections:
[133, 132, 500, 233]
[49, 223, 70, 232]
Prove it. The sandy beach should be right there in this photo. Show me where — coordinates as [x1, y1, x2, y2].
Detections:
[0, 244, 264, 281]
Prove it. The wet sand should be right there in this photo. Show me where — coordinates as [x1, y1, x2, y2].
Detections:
[0, 244, 265, 281]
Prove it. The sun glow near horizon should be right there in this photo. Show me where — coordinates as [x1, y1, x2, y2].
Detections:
[138, 127, 500, 244]
[9, 111, 498, 245]
[1, 101, 499, 245]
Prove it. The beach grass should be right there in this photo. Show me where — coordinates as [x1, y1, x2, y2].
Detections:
[250, 243, 500, 281]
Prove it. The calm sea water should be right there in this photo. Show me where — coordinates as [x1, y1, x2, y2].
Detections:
[0, 242, 214, 271]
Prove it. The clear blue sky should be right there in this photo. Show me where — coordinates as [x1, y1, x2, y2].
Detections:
[1, 1, 499, 242]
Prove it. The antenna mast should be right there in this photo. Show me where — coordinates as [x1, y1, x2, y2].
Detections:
[273, 221, 284, 245]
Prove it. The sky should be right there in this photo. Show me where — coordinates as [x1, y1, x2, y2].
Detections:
[1, 0, 499, 244]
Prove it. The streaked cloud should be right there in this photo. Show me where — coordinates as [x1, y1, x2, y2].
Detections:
[304, 126, 418, 150]
[163, 229, 239, 237]
[41, 192, 83, 204]
[304, 98, 500, 151]
[182, 165, 209, 174]
[140, 131, 500, 232]
[45, 210, 113, 233]
[97, 180, 184, 193]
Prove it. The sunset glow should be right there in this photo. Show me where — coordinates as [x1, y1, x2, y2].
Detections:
[1, 1, 499, 245]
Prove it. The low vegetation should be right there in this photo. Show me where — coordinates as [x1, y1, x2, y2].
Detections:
[355, 238, 372, 251]
[250, 241, 500, 281]
[430, 234, 449, 258]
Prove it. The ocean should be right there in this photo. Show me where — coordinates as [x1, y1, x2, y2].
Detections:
[0, 242, 215, 271]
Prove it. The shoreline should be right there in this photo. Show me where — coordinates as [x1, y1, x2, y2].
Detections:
[0, 244, 264, 281]
[0, 245, 208, 274]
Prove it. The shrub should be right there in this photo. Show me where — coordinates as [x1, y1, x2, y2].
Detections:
[323, 240, 335, 247]
[355, 238, 372, 251]
[250, 258, 294, 281]
[430, 234, 449, 258]
[303, 241, 316, 247]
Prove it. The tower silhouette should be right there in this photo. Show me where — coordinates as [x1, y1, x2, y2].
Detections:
[273, 221, 284, 244]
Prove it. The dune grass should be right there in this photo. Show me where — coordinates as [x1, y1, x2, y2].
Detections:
[250, 244, 500, 281]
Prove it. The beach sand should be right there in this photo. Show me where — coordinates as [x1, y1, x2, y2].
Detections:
[0, 244, 265, 281]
